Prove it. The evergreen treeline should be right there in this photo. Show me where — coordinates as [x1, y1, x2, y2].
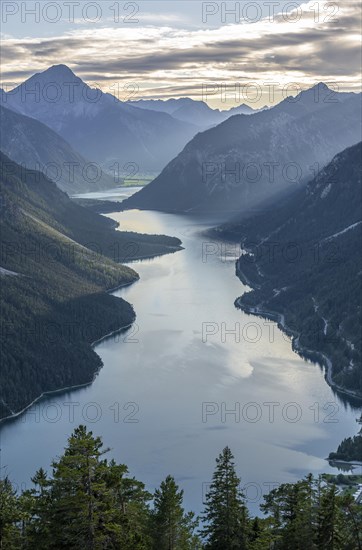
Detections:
[329, 434, 362, 462]
[1, 426, 361, 549]
[72, 198, 128, 214]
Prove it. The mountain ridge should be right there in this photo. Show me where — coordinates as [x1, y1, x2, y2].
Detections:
[0, 104, 115, 194]
[222, 142, 362, 398]
[128, 96, 257, 127]
[123, 84, 362, 214]
[1, 65, 200, 173]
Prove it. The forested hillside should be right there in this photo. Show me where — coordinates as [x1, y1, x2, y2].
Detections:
[0, 153, 182, 419]
[218, 142, 362, 397]
[1, 425, 361, 549]
[0, 105, 115, 194]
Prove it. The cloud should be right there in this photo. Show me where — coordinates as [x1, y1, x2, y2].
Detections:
[1, 0, 360, 107]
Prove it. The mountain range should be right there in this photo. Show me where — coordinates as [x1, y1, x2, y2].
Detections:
[0, 65, 200, 174]
[127, 97, 259, 127]
[0, 65, 271, 182]
[123, 84, 361, 214]
[219, 142, 362, 397]
[1, 64, 361, 410]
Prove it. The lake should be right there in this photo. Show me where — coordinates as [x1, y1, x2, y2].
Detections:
[1, 188, 360, 515]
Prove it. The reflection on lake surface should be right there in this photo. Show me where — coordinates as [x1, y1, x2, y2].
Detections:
[1, 190, 360, 514]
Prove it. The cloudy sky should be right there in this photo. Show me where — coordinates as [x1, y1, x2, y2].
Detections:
[1, 0, 360, 108]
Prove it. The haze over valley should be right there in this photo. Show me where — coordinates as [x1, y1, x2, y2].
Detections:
[0, 2, 361, 548]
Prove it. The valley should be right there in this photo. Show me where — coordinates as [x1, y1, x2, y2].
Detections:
[0, 157, 182, 420]
[1, 2, 362, 545]
[218, 143, 362, 400]
[1, 189, 360, 519]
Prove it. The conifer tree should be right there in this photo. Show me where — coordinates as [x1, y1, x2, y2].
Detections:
[339, 493, 362, 550]
[0, 477, 22, 549]
[248, 516, 275, 549]
[290, 475, 318, 550]
[20, 467, 52, 549]
[151, 475, 200, 550]
[261, 477, 320, 550]
[316, 485, 344, 550]
[105, 459, 152, 549]
[202, 446, 249, 549]
[2, 427, 361, 550]
[46, 425, 115, 549]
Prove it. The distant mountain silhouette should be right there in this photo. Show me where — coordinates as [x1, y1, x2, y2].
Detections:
[1, 65, 199, 173]
[128, 97, 258, 127]
[123, 84, 361, 213]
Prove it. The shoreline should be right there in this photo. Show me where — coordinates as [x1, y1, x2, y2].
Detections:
[0, 278, 139, 425]
[0, 321, 136, 425]
[123, 244, 184, 263]
[327, 459, 362, 468]
[0, 213, 185, 424]
[235, 263, 362, 404]
[106, 216, 184, 261]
